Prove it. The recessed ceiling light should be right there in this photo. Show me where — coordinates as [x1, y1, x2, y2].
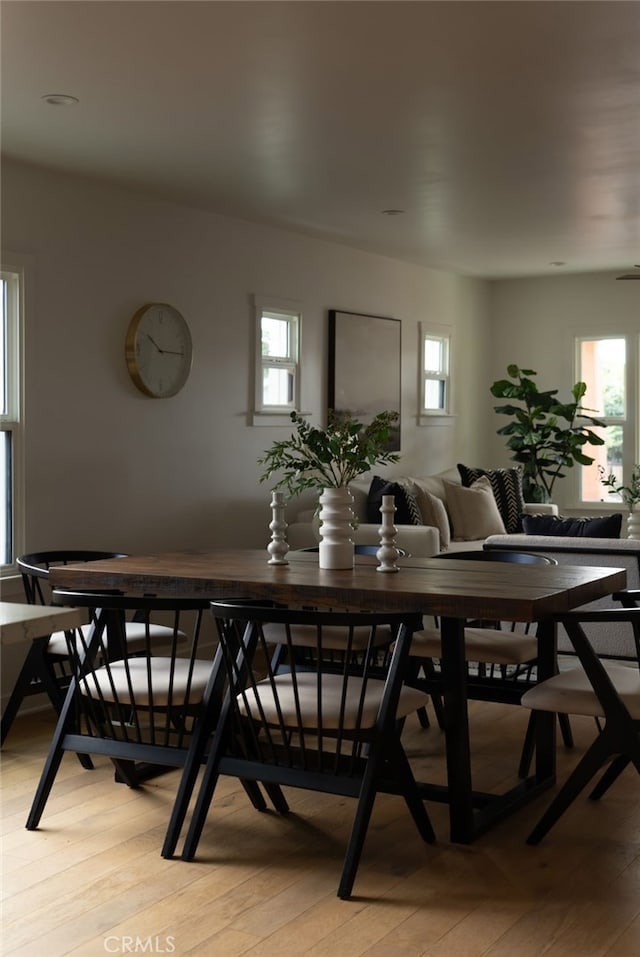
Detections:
[381, 209, 405, 216]
[42, 93, 79, 107]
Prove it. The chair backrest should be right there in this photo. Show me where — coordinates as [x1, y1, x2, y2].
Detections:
[209, 601, 422, 773]
[50, 589, 215, 751]
[432, 549, 555, 633]
[485, 536, 640, 659]
[438, 549, 556, 565]
[297, 544, 408, 557]
[18, 551, 127, 606]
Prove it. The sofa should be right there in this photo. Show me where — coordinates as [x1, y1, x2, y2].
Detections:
[286, 466, 558, 557]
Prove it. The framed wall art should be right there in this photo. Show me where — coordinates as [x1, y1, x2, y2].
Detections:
[328, 309, 401, 450]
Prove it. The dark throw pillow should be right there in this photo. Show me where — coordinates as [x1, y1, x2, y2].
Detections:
[457, 464, 526, 534]
[366, 477, 423, 525]
[522, 513, 623, 539]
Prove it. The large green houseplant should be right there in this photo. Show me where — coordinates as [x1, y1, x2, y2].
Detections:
[490, 365, 605, 503]
[258, 409, 400, 496]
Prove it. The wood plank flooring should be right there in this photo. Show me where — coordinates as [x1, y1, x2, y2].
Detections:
[2, 702, 639, 957]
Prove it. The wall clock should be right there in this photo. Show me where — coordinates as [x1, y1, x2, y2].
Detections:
[125, 302, 193, 398]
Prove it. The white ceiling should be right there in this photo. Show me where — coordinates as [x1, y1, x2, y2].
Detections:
[2, 0, 640, 278]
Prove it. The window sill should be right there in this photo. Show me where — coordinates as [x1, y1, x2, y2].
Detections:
[417, 412, 456, 427]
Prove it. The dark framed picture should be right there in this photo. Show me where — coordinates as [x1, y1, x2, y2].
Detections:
[328, 309, 401, 450]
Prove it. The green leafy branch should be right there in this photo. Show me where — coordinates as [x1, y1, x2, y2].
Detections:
[598, 463, 640, 509]
[258, 410, 400, 497]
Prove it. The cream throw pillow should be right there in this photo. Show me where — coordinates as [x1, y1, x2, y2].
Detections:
[412, 485, 451, 549]
[444, 476, 506, 541]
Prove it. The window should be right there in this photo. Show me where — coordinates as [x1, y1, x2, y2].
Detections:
[1, 265, 24, 571]
[420, 326, 450, 416]
[253, 296, 301, 423]
[577, 335, 638, 504]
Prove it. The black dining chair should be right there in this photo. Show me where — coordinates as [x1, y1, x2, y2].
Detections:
[522, 604, 640, 844]
[295, 544, 408, 557]
[404, 548, 574, 777]
[1, 552, 126, 761]
[2, 551, 186, 757]
[179, 601, 435, 899]
[25, 589, 274, 856]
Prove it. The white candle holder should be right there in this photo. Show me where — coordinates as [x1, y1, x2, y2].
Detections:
[267, 490, 289, 565]
[377, 494, 400, 573]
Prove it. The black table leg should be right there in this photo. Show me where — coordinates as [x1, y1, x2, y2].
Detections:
[422, 615, 558, 844]
[439, 616, 474, 843]
[533, 618, 557, 783]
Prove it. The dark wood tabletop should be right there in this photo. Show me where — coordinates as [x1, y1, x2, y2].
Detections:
[48, 548, 627, 621]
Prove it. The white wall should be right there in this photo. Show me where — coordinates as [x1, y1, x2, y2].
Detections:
[1, 159, 492, 566]
[486, 273, 639, 511]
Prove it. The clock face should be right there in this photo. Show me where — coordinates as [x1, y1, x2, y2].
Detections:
[125, 303, 193, 398]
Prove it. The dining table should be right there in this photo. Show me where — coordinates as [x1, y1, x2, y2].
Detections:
[1, 600, 89, 747]
[1, 600, 87, 646]
[49, 547, 627, 844]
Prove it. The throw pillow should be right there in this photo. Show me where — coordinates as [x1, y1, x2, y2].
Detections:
[444, 476, 507, 541]
[522, 513, 623, 539]
[366, 476, 423, 525]
[412, 485, 451, 549]
[457, 464, 526, 534]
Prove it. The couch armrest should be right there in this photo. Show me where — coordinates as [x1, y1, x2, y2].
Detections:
[351, 523, 440, 557]
[523, 503, 559, 516]
[287, 521, 318, 550]
[287, 520, 441, 556]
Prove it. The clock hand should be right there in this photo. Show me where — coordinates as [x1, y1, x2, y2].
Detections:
[147, 334, 164, 354]
[161, 349, 185, 357]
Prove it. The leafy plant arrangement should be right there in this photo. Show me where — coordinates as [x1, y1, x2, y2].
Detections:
[258, 409, 400, 497]
[598, 464, 640, 509]
[490, 364, 605, 503]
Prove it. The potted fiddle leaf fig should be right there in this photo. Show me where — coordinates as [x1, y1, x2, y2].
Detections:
[490, 364, 605, 503]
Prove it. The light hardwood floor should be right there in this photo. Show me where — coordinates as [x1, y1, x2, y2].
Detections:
[2, 702, 639, 957]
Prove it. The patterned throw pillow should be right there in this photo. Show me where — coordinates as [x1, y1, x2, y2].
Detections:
[366, 477, 423, 525]
[457, 464, 525, 534]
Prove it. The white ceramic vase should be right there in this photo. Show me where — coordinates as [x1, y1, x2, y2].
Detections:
[627, 504, 640, 540]
[318, 486, 355, 569]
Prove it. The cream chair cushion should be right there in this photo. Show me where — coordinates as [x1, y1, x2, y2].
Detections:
[410, 625, 538, 666]
[80, 657, 213, 706]
[238, 673, 429, 730]
[261, 622, 394, 651]
[47, 621, 184, 656]
[521, 662, 640, 719]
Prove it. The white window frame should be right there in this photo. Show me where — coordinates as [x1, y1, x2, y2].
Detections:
[575, 332, 639, 507]
[418, 323, 452, 422]
[252, 295, 301, 426]
[1, 259, 25, 575]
